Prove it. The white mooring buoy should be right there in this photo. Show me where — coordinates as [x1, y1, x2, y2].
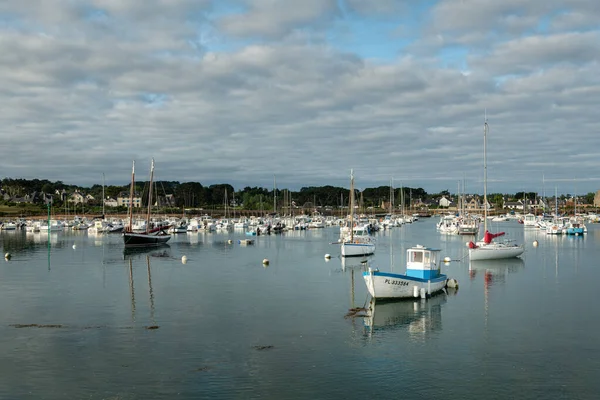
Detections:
[324, 253, 331, 259]
[182, 255, 188, 264]
[446, 278, 459, 289]
[227, 239, 233, 244]
[465, 241, 471, 247]
[4, 252, 11, 260]
[72, 244, 77, 250]
[443, 256, 451, 263]
[262, 258, 270, 266]
[533, 240, 539, 247]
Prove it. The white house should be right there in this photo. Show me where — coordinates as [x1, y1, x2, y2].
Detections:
[438, 196, 454, 208]
[104, 198, 118, 207]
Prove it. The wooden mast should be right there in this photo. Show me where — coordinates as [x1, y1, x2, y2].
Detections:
[146, 158, 155, 234]
[127, 161, 135, 232]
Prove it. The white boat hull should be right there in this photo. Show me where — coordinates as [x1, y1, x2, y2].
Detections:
[468, 243, 524, 261]
[363, 270, 448, 299]
[341, 242, 375, 257]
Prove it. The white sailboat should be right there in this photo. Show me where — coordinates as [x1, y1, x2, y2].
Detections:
[340, 170, 375, 257]
[468, 116, 524, 261]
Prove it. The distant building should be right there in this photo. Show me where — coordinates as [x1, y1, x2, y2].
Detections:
[595, 190, 600, 207]
[438, 196, 454, 208]
[104, 198, 118, 207]
[465, 196, 480, 210]
[117, 191, 142, 208]
[503, 200, 523, 210]
[68, 191, 86, 205]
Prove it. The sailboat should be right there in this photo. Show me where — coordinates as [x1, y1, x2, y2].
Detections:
[123, 159, 171, 247]
[340, 169, 375, 257]
[468, 117, 524, 261]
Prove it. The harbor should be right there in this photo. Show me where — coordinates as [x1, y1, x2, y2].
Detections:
[1, 218, 599, 399]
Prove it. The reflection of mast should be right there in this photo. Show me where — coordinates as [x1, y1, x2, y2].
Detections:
[350, 269, 355, 309]
[147, 255, 155, 323]
[128, 259, 136, 321]
[484, 270, 490, 332]
[555, 240, 559, 279]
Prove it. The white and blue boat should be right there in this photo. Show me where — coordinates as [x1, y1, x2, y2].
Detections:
[563, 220, 586, 235]
[363, 245, 448, 299]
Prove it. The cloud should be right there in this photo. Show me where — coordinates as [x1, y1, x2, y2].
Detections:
[219, 0, 339, 38]
[0, 0, 599, 194]
[344, 0, 410, 16]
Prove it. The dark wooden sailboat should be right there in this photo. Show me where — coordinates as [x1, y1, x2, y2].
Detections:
[123, 159, 171, 247]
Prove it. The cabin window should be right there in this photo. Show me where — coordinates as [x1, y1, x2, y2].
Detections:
[411, 251, 423, 263]
[423, 251, 430, 264]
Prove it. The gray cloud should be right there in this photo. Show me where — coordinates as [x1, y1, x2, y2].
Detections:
[219, 0, 339, 38]
[344, 0, 411, 15]
[0, 1, 599, 194]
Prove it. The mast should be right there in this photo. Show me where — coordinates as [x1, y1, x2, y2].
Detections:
[349, 169, 354, 242]
[483, 116, 488, 234]
[390, 178, 394, 216]
[102, 173, 105, 217]
[555, 187, 558, 219]
[457, 181, 461, 216]
[224, 189, 228, 219]
[273, 175, 277, 215]
[146, 158, 155, 233]
[128, 161, 135, 232]
[542, 173, 546, 213]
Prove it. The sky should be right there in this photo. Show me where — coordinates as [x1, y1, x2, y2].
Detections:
[0, 0, 599, 195]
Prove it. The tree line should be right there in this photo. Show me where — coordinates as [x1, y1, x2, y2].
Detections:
[1, 177, 595, 212]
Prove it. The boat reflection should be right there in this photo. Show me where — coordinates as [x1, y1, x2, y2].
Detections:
[341, 256, 372, 271]
[468, 258, 525, 285]
[363, 294, 447, 337]
[127, 255, 158, 325]
[123, 244, 171, 260]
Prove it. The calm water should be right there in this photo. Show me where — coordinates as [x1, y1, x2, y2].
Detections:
[1, 219, 599, 399]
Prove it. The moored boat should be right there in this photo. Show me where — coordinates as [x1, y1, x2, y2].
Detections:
[468, 116, 523, 261]
[340, 170, 375, 257]
[363, 245, 449, 299]
[123, 159, 171, 247]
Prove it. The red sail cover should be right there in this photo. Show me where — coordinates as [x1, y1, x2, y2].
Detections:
[483, 230, 505, 244]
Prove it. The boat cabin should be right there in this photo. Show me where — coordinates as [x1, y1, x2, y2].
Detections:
[406, 245, 441, 280]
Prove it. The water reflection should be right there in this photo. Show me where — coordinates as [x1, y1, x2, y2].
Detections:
[363, 295, 447, 338]
[123, 244, 171, 260]
[127, 255, 158, 325]
[341, 256, 371, 271]
[468, 258, 525, 286]
[0, 231, 68, 256]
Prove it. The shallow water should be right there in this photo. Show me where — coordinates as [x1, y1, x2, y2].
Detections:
[1, 220, 599, 399]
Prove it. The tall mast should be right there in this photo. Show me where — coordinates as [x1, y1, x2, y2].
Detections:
[457, 181, 460, 215]
[146, 159, 155, 233]
[349, 169, 354, 241]
[128, 161, 135, 232]
[542, 173, 545, 213]
[102, 173, 105, 217]
[390, 178, 394, 216]
[483, 115, 488, 233]
[273, 175, 277, 215]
